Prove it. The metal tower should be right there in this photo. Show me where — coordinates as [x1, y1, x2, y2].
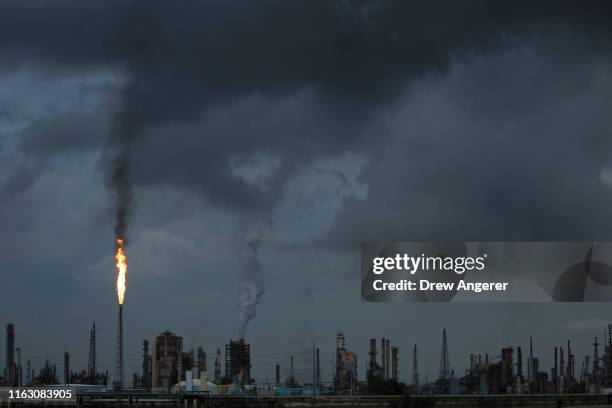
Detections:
[439, 328, 449, 381]
[386, 339, 390, 380]
[312, 343, 321, 392]
[142, 340, 150, 389]
[607, 324, 612, 387]
[529, 336, 534, 393]
[517, 346, 523, 382]
[391, 346, 399, 381]
[114, 305, 124, 390]
[316, 346, 321, 389]
[88, 322, 96, 384]
[25, 360, 31, 386]
[6, 323, 16, 386]
[16, 347, 22, 386]
[312, 342, 316, 392]
[380, 337, 386, 380]
[560, 347, 564, 381]
[214, 349, 221, 383]
[593, 337, 600, 395]
[554, 347, 558, 393]
[413, 344, 419, 388]
[368, 339, 377, 376]
[567, 340, 572, 393]
[584, 356, 591, 389]
[64, 349, 70, 384]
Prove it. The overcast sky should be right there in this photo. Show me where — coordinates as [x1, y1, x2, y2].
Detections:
[2, 0, 612, 385]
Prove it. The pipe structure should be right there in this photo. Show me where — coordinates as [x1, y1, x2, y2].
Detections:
[114, 305, 124, 390]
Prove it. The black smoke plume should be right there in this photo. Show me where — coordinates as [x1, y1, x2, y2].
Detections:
[108, 92, 144, 243]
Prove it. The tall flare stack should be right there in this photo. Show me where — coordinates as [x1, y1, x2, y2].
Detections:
[113, 238, 128, 391]
[114, 305, 124, 390]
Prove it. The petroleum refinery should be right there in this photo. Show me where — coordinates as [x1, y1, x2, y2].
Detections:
[5, 322, 612, 405]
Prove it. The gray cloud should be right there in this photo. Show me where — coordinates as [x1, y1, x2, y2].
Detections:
[325, 44, 612, 245]
[2, 1, 611, 208]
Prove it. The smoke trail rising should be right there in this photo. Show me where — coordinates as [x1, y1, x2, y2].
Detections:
[108, 101, 141, 242]
[111, 148, 131, 241]
[239, 227, 267, 339]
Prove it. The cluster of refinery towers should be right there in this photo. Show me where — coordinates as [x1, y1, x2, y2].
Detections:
[5, 321, 612, 396]
[367, 337, 400, 382]
[2, 322, 106, 387]
[1, 321, 253, 391]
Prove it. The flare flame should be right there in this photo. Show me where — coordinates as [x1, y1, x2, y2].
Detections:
[115, 238, 127, 305]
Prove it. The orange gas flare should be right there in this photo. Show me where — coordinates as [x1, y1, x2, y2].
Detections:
[115, 238, 127, 305]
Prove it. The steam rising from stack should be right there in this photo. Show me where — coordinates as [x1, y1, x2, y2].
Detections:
[239, 228, 266, 339]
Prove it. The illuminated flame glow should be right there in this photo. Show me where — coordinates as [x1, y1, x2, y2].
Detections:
[115, 238, 127, 304]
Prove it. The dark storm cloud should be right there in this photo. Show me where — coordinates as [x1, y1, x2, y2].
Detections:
[325, 46, 612, 245]
[17, 111, 108, 155]
[3, 0, 612, 210]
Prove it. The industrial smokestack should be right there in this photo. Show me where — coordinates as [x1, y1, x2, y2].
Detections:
[316, 346, 320, 389]
[593, 337, 600, 394]
[275, 364, 280, 385]
[214, 349, 221, 383]
[26, 360, 31, 386]
[63, 349, 70, 385]
[386, 339, 390, 380]
[391, 346, 398, 381]
[88, 322, 96, 385]
[142, 340, 150, 389]
[439, 328, 449, 381]
[569, 353, 574, 393]
[114, 305, 124, 390]
[16, 348, 21, 386]
[554, 346, 558, 393]
[369, 339, 377, 374]
[560, 346, 566, 393]
[517, 347, 523, 381]
[529, 336, 533, 392]
[225, 339, 251, 385]
[567, 340, 571, 393]
[413, 344, 419, 388]
[6, 323, 16, 387]
[312, 342, 316, 391]
[381, 338, 386, 380]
